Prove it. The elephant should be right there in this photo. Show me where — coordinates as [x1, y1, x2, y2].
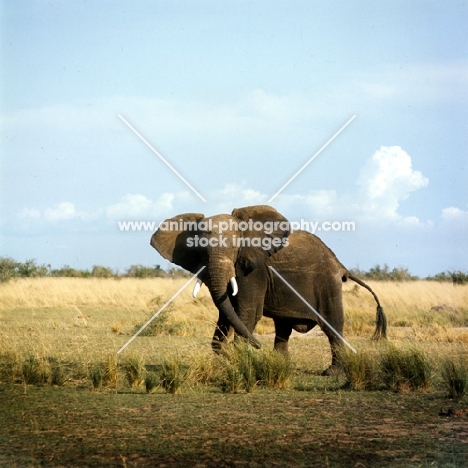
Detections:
[150, 205, 387, 371]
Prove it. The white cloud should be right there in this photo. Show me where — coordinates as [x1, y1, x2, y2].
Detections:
[105, 194, 155, 219]
[19, 201, 95, 224]
[208, 183, 267, 214]
[104, 191, 194, 220]
[274, 190, 339, 218]
[357, 146, 429, 220]
[355, 61, 468, 104]
[18, 208, 41, 220]
[15, 147, 432, 231]
[44, 202, 84, 221]
[441, 206, 468, 224]
[395, 216, 434, 230]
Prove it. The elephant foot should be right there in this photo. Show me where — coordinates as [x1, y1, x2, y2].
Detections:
[211, 338, 226, 354]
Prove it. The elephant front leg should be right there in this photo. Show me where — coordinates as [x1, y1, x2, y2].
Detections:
[211, 315, 231, 353]
[273, 319, 292, 355]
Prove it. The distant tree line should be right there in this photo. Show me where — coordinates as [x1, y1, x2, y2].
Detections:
[0, 257, 467, 284]
[350, 263, 468, 284]
[0, 257, 190, 282]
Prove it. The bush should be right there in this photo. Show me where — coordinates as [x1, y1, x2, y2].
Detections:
[126, 264, 167, 278]
[350, 264, 418, 281]
[91, 265, 115, 278]
[0, 257, 18, 282]
[133, 307, 186, 337]
[426, 270, 468, 285]
[51, 265, 90, 277]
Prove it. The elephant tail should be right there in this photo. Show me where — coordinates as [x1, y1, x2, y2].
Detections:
[347, 274, 387, 340]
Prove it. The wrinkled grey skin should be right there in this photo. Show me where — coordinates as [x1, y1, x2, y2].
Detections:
[151, 205, 386, 371]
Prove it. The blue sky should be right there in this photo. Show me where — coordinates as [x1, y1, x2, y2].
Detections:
[1, 0, 467, 276]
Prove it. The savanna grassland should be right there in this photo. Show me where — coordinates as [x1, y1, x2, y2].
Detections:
[0, 278, 467, 467]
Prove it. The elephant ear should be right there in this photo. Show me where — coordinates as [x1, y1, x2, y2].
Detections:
[150, 213, 205, 274]
[232, 205, 290, 274]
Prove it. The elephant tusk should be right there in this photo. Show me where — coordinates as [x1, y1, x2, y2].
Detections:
[230, 277, 238, 296]
[192, 278, 202, 298]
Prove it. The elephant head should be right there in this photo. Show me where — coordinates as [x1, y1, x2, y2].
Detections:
[150, 205, 290, 348]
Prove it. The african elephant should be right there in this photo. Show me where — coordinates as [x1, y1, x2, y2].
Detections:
[150, 205, 386, 371]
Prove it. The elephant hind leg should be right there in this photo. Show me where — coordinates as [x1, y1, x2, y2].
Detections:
[318, 290, 346, 373]
[273, 319, 293, 354]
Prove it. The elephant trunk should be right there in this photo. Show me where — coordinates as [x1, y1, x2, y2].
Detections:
[216, 296, 261, 349]
[206, 260, 261, 349]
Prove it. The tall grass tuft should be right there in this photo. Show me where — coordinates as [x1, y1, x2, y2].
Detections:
[220, 342, 258, 393]
[255, 349, 292, 390]
[220, 342, 292, 392]
[102, 354, 119, 388]
[235, 343, 258, 392]
[22, 355, 50, 385]
[441, 358, 467, 399]
[144, 372, 160, 394]
[223, 363, 245, 394]
[188, 353, 220, 387]
[340, 350, 379, 390]
[49, 359, 67, 386]
[122, 355, 146, 388]
[380, 345, 431, 392]
[88, 362, 104, 390]
[160, 356, 188, 394]
[0, 351, 23, 383]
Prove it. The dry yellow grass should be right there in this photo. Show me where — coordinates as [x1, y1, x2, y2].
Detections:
[342, 280, 468, 342]
[0, 278, 467, 364]
[0, 278, 218, 362]
[0, 277, 211, 311]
